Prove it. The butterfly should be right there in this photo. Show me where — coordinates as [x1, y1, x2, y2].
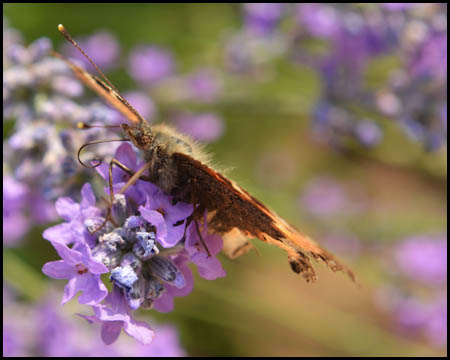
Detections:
[55, 24, 356, 283]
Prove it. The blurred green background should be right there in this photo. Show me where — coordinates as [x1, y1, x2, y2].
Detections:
[3, 3, 447, 357]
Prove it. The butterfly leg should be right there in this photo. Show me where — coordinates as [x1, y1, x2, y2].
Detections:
[192, 202, 211, 257]
[90, 159, 151, 233]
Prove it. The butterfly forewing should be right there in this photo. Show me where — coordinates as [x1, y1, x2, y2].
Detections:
[170, 152, 356, 283]
[53, 52, 144, 125]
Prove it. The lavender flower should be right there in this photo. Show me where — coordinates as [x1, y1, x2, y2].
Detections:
[81, 286, 155, 345]
[296, 3, 340, 38]
[299, 177, 350, 217]
[185, 68, 222, 103]
[174, 112, 225, 142]
[3, 176, 30, 246]
[243, 3, 285, 36]
[382, 3, 420, 11]
[3, 287, 186, 356]
[3, 22, 125, 243]
[129, 45, 175, 86]
[394, 234, 447, 285]
[226, 4, 446, 151]
[394, 294, 447, 348]
[42, 240, 109, 305]
[375, 231, 447, 349]
[41, 143, 226, 344]
[353, 120, 383, 147]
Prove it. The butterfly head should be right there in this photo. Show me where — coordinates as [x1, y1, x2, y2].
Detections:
[121, 123, 154, 151]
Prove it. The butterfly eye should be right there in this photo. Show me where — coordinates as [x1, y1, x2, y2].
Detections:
[140, 134, 152, 146]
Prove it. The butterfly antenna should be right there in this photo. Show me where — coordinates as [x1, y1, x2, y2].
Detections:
[57, 24, 120, 94]
[57, 24, 145, 125]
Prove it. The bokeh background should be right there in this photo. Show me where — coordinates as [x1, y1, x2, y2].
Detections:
[3, 3, 447, 357]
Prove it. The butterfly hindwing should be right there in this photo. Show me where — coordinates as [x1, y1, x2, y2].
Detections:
[171, 152, 356, 283]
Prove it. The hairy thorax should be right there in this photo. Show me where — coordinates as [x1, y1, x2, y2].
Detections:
[121, 122, 211, 196]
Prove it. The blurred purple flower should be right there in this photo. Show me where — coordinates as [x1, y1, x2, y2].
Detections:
[62, 31, 120, 71]
[4, 23, 123, 214]
[3, 176, 30, 246]
[299, 177, 350, 217]
[174, 112, 224, 142]
[3, 324, 21, 357]
[425, 295, 447, 348]
[244, 3, 284, 36]
[123, 91, 156, 121]
[394, 234, 447, 285]
[409, 32, 447, 81]
[395, 294, 447, 348]
[3, 175, 57, 246]
[186, 68, 222, 103]
[354, 120, 383, 147]
[3, 288, 186, 356]
[382, 3, 419, 11]
[129, 46, 175, 86]
[395, 297, 429, 333]
[133, 324, 186, 356]
[296, 3, 340, 38]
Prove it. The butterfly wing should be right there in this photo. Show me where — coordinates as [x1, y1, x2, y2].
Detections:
[52, 52, 144, 125]
[172, 152, 356, 283]
[221, 228, 255, 259]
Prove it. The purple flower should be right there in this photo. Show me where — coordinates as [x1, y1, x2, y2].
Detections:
[354, 120, 383, 147]
[395, 297, 430, 334]
[3, 22, 124, 211]
[3, 324, 22, 357]
[124, 91, 156, 121]
[244, 3, 284, 36]
[299, 177, 350, 217]
[425, 295, 447, 348]
[129, 46, 175, 86]
[394, 234, 447, 285]
[83, 287, 155, 345]
[297, 3, 340, 38]
[174, 112, 224, 142]
[140, 189, 193, 248]
[132, 324, 186, 356]
[186, 68, 222, 103]
[409, 32, 447, 81]
[62, 31, 120, 71]
[41, 142, 225, 344]
[95, 144, 193, 247]
[3, 288, 186, 356]
[382, 3, 419, 11]
[42, 241, 108, 305]
[394, 294, 447, 348]
[43, 183, 103, 247]
[3, 176, 30, 245]
[184, 212, 226, 280]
